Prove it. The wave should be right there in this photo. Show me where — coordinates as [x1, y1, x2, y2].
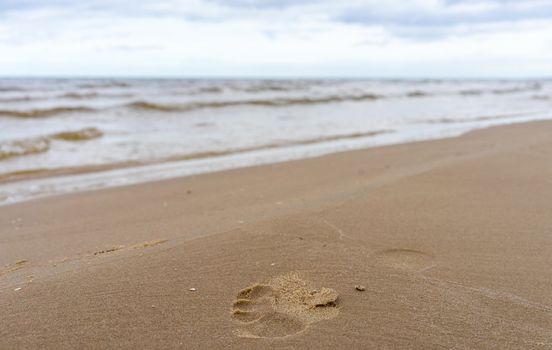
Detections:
[127, 101, 181, 112]
[422, 112, 536, 124]
[459, 89, 484, 96]
[428, 84, 542, 97]
[491, 84, 541, 95]
[398, 84, 541, 99]
[167, 129, 393, 162]
[188, 86, 224, 94]
[405, 91, 430, 97]
[0, 127, 103, 161]
[0, 129, 391, 183]
[0, 92, 101, 102]
[0, 96, 34, 103]
[0, 106, 96, 118]
[60, 92, 134, 99]
[127, 93, 384, 112]
[235, 82, 311, 93]
[241, 85, 296, 93]
[60, 92, 100, 99]
[0, 137, 50, 160]
[76, 81, 130, 89]
[0, 86, 25, 92]
[51, 127, 103, 141]
[0, 91, 130, 103]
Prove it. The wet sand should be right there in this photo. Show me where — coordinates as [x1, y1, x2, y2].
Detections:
[1, 121, 552, 349]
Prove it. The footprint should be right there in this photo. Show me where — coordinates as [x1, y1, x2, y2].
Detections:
[236, 312, 306, 338]
[372, 248, 435, 273]
[232, 284, 274, 323]
[231, 273, 339, 339]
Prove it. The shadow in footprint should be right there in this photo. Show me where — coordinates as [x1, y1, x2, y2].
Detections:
[372, 248, 435, 273]
[239, 312, 306, 338]
[232, 284, 274, 324]
[231, 273, 339, 339]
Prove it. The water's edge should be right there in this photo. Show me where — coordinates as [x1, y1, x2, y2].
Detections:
[1, 116, 549, 207]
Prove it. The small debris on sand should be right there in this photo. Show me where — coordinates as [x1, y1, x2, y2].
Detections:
[94, 247, 122, 256]
[355, 285, 366, 291]
[14, 287, 22, 292]
[189, 288, 197, 292]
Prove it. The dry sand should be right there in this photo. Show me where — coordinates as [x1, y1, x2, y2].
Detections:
[1, 120, 552, 349]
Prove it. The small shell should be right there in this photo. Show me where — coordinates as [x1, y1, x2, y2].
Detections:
[189, 288, 197, 292]
[355, 285, 366, 291]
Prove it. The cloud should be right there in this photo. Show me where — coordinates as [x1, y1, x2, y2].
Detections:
[338, 0, 552, 26]
[0, 0, 551, 77]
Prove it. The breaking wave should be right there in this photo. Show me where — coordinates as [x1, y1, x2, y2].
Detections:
[422, 112, 537, 124]
[126, 93, 384, 112]
[51, 127, 103, 141]
[60, 92, 134, 99]
[0, 107, 96, 118]
[76, 81, 131, 89]
[0, 127, 103, 160]
[166, 129, 393, 162]
[0, 129, 391, 182]
[0, 96, 35, 103]
[0, 137, 50, 160]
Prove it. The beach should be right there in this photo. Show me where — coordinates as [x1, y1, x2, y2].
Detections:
[1, 120, 552, 348]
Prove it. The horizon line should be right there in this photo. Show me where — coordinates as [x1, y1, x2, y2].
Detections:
[0, 75, 550, 81]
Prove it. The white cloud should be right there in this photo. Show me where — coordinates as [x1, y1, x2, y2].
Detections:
[0, 0, 551, 77]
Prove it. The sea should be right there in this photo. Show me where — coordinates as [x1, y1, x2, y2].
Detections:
[1, 78, 551, 204]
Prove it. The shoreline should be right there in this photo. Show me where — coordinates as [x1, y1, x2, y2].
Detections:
[2, 120, 552, 348]
[1, 115, 550, 206]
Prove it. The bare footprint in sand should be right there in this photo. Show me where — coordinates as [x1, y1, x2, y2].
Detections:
[232, 273, 339, 339]
[373, 248, 435, 273]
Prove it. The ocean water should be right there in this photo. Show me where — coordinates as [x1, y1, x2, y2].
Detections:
[1, 78, 551, 204]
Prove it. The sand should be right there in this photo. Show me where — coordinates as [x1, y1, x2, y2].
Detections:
[1, 120, 552, 349]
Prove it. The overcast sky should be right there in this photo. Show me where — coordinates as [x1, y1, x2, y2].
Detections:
[1, 0, 551, 77]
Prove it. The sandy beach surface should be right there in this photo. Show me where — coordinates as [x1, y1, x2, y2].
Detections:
[1, 120, 552, 349]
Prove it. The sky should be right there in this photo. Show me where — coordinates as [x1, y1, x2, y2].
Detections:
[0, 0, 552, 78]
